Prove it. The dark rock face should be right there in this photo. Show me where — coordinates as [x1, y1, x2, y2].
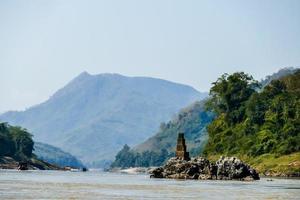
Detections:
[215, 156, 260, 180]
[18, 162, 28, 170]
[150, 156, 260, 181]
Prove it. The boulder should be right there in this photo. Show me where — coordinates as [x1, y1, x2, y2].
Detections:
[18, 162, 28, 170]
[150, 156, 260, 181]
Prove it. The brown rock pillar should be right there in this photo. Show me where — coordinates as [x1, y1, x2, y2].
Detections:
[176, 133, 190, 160]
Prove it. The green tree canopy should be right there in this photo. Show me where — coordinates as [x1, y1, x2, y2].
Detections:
[0, 122, 34, 160]
[206, 72, 260, 124]
[204, 71, 300, 157]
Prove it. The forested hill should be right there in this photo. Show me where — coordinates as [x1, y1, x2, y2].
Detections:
[135, 101, 214, 154]
[111, 101, 214, 168]
[111, 68, 300, 171]
[260, 67, 298, 87]
[0, 122, 60, 170]
[0, 72, 205, 166]
[0, 122, 34, 161]
[34, 142, 85, 168]
[204, 70, 300, 175]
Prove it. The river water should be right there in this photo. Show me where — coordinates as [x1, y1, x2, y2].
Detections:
[0, 170, 299, 199]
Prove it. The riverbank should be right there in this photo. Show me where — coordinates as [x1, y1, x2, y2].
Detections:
[110, 154, 300, 178]
[208, 152, 300, 177]
[0, 156, 62, 170]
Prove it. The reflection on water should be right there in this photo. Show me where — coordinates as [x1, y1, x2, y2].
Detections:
[0, 170, 299, 199]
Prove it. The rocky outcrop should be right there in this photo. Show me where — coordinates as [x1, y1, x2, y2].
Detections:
[150, 156, 259, 181]
[0, 156, 62, 170]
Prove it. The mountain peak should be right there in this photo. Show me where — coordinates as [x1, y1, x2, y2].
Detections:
[0, 72, 206, 166]
[77, 71, 91, 78]
[76, 72, 126, 80]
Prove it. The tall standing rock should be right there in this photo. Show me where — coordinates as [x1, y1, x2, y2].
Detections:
[176, 133, 190, 161]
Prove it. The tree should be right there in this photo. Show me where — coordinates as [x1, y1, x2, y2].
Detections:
[0, 122, 34, 160]
[111, 144, 136, 168]
[206, 72, 260, 124]
[204, 71, 300, 157]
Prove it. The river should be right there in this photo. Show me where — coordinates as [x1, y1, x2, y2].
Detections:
[0, 170, 299, 199]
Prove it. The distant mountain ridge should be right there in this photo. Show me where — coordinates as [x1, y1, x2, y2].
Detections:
[0, 72, 206, 166]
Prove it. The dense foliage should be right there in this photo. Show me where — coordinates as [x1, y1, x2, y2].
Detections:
[204, 71, 300, 156]
[110, 144, 171, 168]
[260, 67, 297, 87]
[0, 122, 34, 160]
[111, 101, 214, 168]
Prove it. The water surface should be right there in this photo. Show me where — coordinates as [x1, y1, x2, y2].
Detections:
[0, 170, 299, 199]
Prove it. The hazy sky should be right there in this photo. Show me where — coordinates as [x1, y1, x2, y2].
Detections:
[0, 0, 300, 113]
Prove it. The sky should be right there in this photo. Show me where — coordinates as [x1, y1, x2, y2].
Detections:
[0, 0, 300, 113]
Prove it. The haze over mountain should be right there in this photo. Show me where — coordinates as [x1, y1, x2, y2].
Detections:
[0, 72, 205, 166]
[34, 142, 84, 168]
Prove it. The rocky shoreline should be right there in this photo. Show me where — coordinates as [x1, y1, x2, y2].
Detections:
[261, 170, 300, 178]
[150, 156, 260, 181]
[0, 156, 62, 170]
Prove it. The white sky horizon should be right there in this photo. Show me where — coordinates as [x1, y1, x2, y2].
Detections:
[1, 0, 300, 113]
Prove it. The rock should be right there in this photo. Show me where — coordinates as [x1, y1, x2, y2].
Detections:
[18, 162, 28, 170]
[150, 167, 164, 178]
[149, 156, 260, 181]
[82, 167, 88, 172]
[0, 156, 62, 170]
[198, 174, 211, 180]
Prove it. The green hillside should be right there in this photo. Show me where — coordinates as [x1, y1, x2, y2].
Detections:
[111, 101, 214, 168]
[204, 70, 300, 175]
[0, 122, 61, 170]
[135, 101, 214, 155]
[0, 122, 34, 160]
[260, 67, 298, 87]
[34, 142, 84, 168]
[111, 68, 300, 174]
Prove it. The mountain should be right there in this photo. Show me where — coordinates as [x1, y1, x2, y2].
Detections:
[111, 100, 214, 168]
[0, 72, 206, 166]
[34, 142, 84, 168]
